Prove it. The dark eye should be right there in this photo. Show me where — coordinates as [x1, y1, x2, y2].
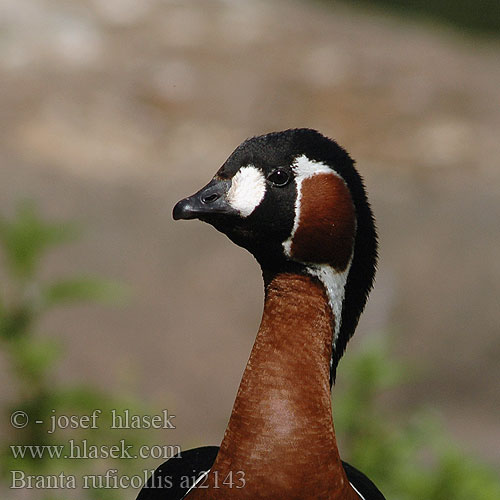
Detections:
[267, 168, 290, 187]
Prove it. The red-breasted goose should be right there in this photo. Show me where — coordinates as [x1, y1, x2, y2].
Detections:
[137, 129, 384, 500]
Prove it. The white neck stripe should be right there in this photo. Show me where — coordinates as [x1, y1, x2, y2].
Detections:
[307, 260, 352, 351]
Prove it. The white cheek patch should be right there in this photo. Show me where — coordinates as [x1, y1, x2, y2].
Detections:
[283, 154, 340, 256]
[227, 166, 266, 217]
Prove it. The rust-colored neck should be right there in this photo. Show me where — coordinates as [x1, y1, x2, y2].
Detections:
[187, 273, 358, 500]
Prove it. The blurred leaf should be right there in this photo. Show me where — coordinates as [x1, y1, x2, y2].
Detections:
[0, 305, 34, 340]
[40, 276, 128, 307]
[9, 337, 61, 383]
[0, 203, 78, 280]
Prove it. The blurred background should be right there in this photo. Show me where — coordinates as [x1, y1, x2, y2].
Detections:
[0, 0, 499, 499]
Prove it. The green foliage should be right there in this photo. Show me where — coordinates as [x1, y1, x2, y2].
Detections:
[0, 202, 78, 281]
[0, 204, 155, 500]
[41, 277, 125, 307]
[335, 335, 500, 500]
[315, 0, 500, 37]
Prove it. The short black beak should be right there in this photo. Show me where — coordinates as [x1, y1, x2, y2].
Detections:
[173, 178, 234, 221]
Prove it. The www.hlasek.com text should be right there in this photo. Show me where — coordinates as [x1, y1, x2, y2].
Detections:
[11, 440, 181, 460]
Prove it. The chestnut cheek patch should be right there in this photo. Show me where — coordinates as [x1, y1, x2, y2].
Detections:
[291, 173, 355, 271]
[283, 155, 356, 272]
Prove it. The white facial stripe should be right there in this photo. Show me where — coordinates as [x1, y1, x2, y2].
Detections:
[292, 153, 334, 178]
[227, 166, 266, 217]
[283, 155, 341, 256]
